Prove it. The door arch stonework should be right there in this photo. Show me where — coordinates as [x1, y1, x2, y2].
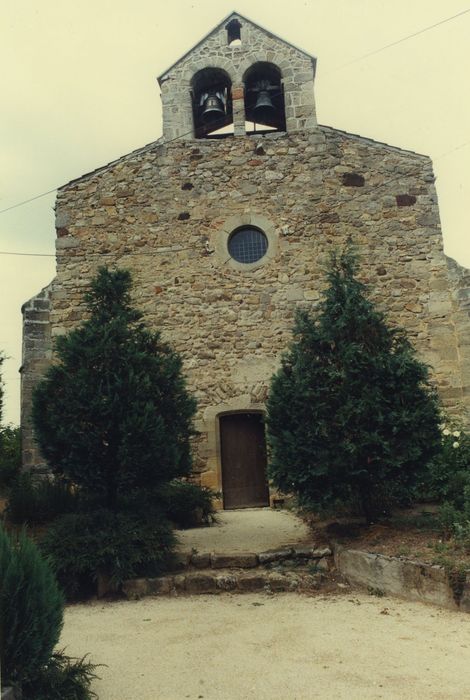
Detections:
[201, 397, 269, 508]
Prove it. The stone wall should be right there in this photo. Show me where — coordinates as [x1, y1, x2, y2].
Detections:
[21, 283, 53, 470]
[447, 257, 470, 421]
[19, 124, 467, 486]
[159, 12, 317, 140]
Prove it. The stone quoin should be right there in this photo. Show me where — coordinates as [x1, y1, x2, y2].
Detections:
[21, 12, 470, 509]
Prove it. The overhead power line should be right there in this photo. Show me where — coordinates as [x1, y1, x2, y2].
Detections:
[0, 188, 58, 215]
[0, 250, 55, 257]
[335, 7, 470, 69]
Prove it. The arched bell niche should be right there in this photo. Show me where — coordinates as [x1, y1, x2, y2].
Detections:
[243, 62, 286, 134]
[191, 67, 233, 138]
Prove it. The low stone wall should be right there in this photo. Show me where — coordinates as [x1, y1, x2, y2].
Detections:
[169, 545, 331, 571]
[123, 568, 325, 598]
[335, 546, 470, 611]
[122, 545, 332, 599]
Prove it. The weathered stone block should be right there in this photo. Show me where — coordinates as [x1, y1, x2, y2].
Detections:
[147, 576, 173, 595]
[185, 573, 217, 594]
[238, 574, 268, 591]
[173, 575, 186, 593]
[122, 578, 149, 600]
[315, 557, 330, 571]
[191, 552, 211, 569]
[215, 574, 238, 591]
[293, 546, 329, 559]
[285, 287, 304, 302]
[267, 573, 291, 592]
[56, 237, 79, 249]
[258, 549, 293, 564]
[211, 553, 258, 569]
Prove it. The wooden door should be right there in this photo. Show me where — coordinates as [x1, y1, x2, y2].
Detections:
[220, 412, 270, 509]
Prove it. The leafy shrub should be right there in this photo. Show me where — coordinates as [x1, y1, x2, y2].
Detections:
[437, 501, 463, 537]
[22, 651, 99, 700]
[0, 523, 64, 686]
[0, 425, 21, 490]
[156, 480, 216, 528]
[41, 509, 176, 598]
[437, 480, 470, 551]
[6, 472, 80, 525]
[420, 422, 470, 504]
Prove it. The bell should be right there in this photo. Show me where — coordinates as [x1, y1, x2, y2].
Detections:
[253, 89, 276, 123]
[201, 93, 225, 123]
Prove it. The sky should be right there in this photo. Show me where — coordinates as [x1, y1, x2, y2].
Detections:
[1, 0, 470, 425]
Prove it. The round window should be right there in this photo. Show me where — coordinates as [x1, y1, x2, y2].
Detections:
[228, 227, 268, 264]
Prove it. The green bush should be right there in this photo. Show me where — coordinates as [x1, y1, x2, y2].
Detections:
[6, 472, 80, 525]
[21, 651, 98, 700]
[0, 524, 64, 686]
[266, 249, 441, 522]
[156, 480, 216, 528]
[0, 425, 21, 490]
[437, 480, 470, 546]
[420, 422, 470, 504]
[41, 509, 176, 598]
[32, 267, 197, 510]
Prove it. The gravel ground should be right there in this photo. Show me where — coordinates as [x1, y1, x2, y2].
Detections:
[176, 508, 312, 553]
[62, 592, 470, 699]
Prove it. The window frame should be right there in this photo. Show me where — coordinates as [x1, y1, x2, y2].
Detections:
[213, 214, 279, 272]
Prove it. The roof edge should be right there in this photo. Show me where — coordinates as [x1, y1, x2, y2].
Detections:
[57, 137, 164, 192]
[319, 124, 431, 160]
[157, 11, 316, 83]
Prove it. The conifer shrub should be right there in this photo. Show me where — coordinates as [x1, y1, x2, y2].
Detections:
[266, 249, 441, 522]
[32, 267, 197, 511]
[41, 509, 176, 598]
[0, 524, 64, 687]
[21, 652, 99, 700]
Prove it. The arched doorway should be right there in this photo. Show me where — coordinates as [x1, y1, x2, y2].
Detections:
[219, 412, 270, 509]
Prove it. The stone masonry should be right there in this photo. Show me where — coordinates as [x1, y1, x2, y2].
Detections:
[21, 284, 52, 470]
[21, 13, 470, 501]
[158, 12, 317, 140]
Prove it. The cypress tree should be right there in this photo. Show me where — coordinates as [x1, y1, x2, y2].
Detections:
[33, 267, 197, 509]
[266, 249, 441, 521]
[0, 524, 64, 686]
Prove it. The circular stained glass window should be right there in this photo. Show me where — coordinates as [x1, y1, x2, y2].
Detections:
[228, 227, 268, 264]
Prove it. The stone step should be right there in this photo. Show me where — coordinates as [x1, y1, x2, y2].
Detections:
[122, 564, 333, 600]
[169, 545, 332, 573]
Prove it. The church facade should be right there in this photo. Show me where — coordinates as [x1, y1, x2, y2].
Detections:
[21, 13, 470, 508]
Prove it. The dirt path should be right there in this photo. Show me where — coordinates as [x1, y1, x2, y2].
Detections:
[62, 593, 470, 699]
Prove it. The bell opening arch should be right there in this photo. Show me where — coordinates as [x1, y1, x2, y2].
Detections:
[243, 62, 286, 134]
[191, 67, 233, 139]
